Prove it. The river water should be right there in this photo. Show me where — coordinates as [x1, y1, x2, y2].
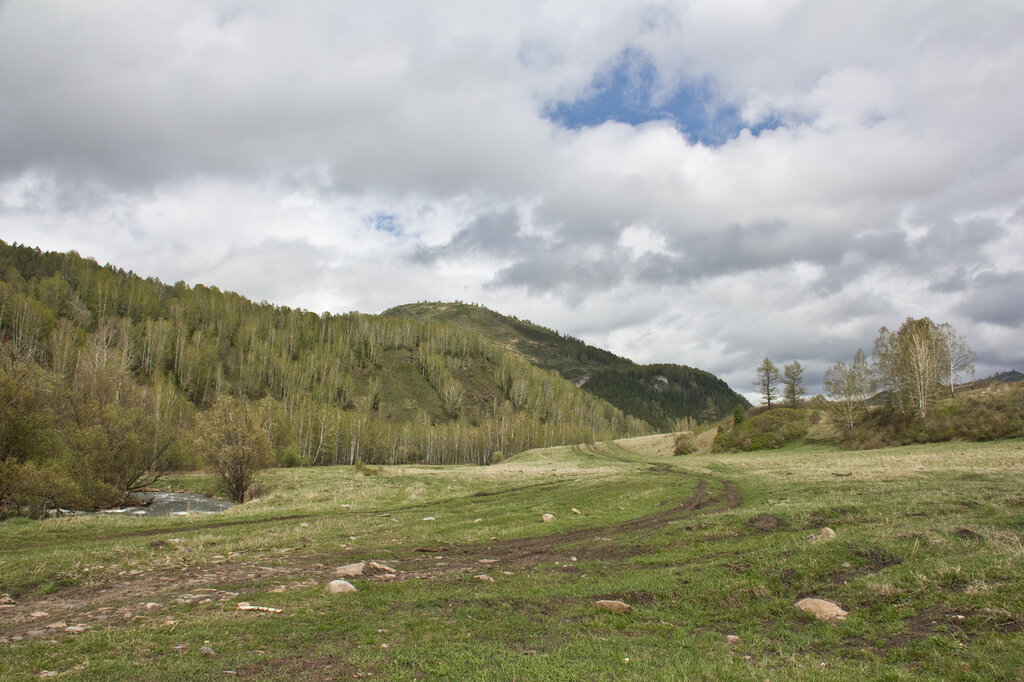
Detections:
[96, 492, 235, 517]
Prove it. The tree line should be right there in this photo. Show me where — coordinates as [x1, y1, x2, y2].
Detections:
[754, 316, 975, 432]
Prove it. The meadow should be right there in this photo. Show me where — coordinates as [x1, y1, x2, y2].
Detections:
[2, 435, 1023, 680]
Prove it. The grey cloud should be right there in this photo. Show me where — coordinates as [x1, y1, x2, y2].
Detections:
[414, 208, 525, 263]
[956, 271, 1024, 328]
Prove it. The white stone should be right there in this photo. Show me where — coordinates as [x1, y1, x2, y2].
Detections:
[541, 513, 556, 523]
[335, 562, 367, 578]
[595, 600, 632, 614]
[794, 598, 847, 620]
[327, 579, 357, 594]
[805, 527, 837, 542]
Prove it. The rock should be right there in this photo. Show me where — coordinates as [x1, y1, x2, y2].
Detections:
[200, 643, 217, 656]
[144, 602, 164, 611]
[30, 611, 49, 618]
[541, 513, 556, 523]
[45, 621, 68, 630]
[0, 594, 14, 605]
[805, 527, 836, 542]
[335, 561, 367, 578]
[422, 517, 436, 522]
[473, 518, 483, 523]
[725, 634, 740, 644]
[794, 598, 847, 620]
[327, 579, 357, 594]
[475, 575, 495, 582]
[571, 508, 581, 515]
[300, 522, 309, 528]
[369, 561, 396, 574]
[66, 625, 87, 633]
[237, 602, 283, 613]
[595, 600, 632, 614]
[478, 558, 498, 564]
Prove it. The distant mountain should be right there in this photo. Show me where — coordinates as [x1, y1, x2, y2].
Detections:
[964, 370, 1024, 389]
[384, 302, 749, 431]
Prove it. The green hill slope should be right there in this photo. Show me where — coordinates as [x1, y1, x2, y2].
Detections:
[384, 302, 749, 430]
[0, 241, 650, 510]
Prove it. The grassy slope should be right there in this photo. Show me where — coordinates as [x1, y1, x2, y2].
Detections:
[385, 302, 749, 429]
[2, 439, 1024, 680]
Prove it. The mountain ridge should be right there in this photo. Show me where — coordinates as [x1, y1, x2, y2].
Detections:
[384, 301, 749, 430]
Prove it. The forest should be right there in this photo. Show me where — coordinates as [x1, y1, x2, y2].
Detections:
[0, 241, 650, 513]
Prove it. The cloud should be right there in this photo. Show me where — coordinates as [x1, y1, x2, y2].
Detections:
[2, 0, 1024, 396]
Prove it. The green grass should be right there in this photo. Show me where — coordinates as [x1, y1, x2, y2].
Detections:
[3, 439, 1024, 680]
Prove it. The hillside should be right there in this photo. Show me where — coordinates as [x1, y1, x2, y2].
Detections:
[0, 241, 649, 510]
[385, 301, 749, 430]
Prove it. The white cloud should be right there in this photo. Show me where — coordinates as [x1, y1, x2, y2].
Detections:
[2, 0, 1023, 396]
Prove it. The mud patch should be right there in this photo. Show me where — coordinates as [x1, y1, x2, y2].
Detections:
[831, 546, 902, 583]
[954, 528, 983, 542]
[236, 654, 379, 680]
[591, 590, 657, 606]
[746, 514, 787, 532]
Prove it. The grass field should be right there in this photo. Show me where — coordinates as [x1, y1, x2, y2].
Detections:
[2, 436, 1024, 680]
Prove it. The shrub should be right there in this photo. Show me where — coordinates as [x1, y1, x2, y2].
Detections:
[673, 433, 696, 456]
[841, 382, 1024, 449]
[713, 408, 811, 452]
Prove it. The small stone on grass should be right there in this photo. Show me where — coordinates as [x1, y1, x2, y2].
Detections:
[595, 600, 632, 614]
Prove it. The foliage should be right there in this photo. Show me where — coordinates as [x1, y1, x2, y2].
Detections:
[733, 404, 747, 425]
[195, 397, 274, 503]
[672, 432, 696, 455]
[754, 357, 781, 408]
[580, 364, 748, 431]
[385, 302, 750, 431]
[823, 348, 874, 432]
[841, 381, 1024, 448]
[0, 241, 653, 510]
[712, 407, 811, 451]
[782, 360, 805, 407]
[872, 317, 960, 419]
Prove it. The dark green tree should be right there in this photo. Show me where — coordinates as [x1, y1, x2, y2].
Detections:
[783, 361, 806, 407]
[755, 357, 781, 408]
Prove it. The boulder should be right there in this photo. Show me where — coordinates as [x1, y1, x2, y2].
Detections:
[335, 562, 367, 578]
[595, 600, 632, 614]
[475, 575, 495, 582]
[794, 597, 847, 620]
[541, 513, 556, 523]
[327, 579, 358, 594]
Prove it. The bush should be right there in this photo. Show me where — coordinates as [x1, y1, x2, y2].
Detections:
[841, 383, 1024, 449]
[673, 433, 696, 456]
[713, 408, 811, 452]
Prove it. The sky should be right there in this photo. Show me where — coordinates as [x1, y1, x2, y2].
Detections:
[2, 1, 1023, 401]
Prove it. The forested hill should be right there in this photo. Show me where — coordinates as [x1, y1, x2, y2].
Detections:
[384, 302, 749, 431]
[0, 241, 652, 509]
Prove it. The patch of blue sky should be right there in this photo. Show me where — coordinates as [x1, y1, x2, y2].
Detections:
[546, 49, 782, 146]
[371, 213, 401, 235]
